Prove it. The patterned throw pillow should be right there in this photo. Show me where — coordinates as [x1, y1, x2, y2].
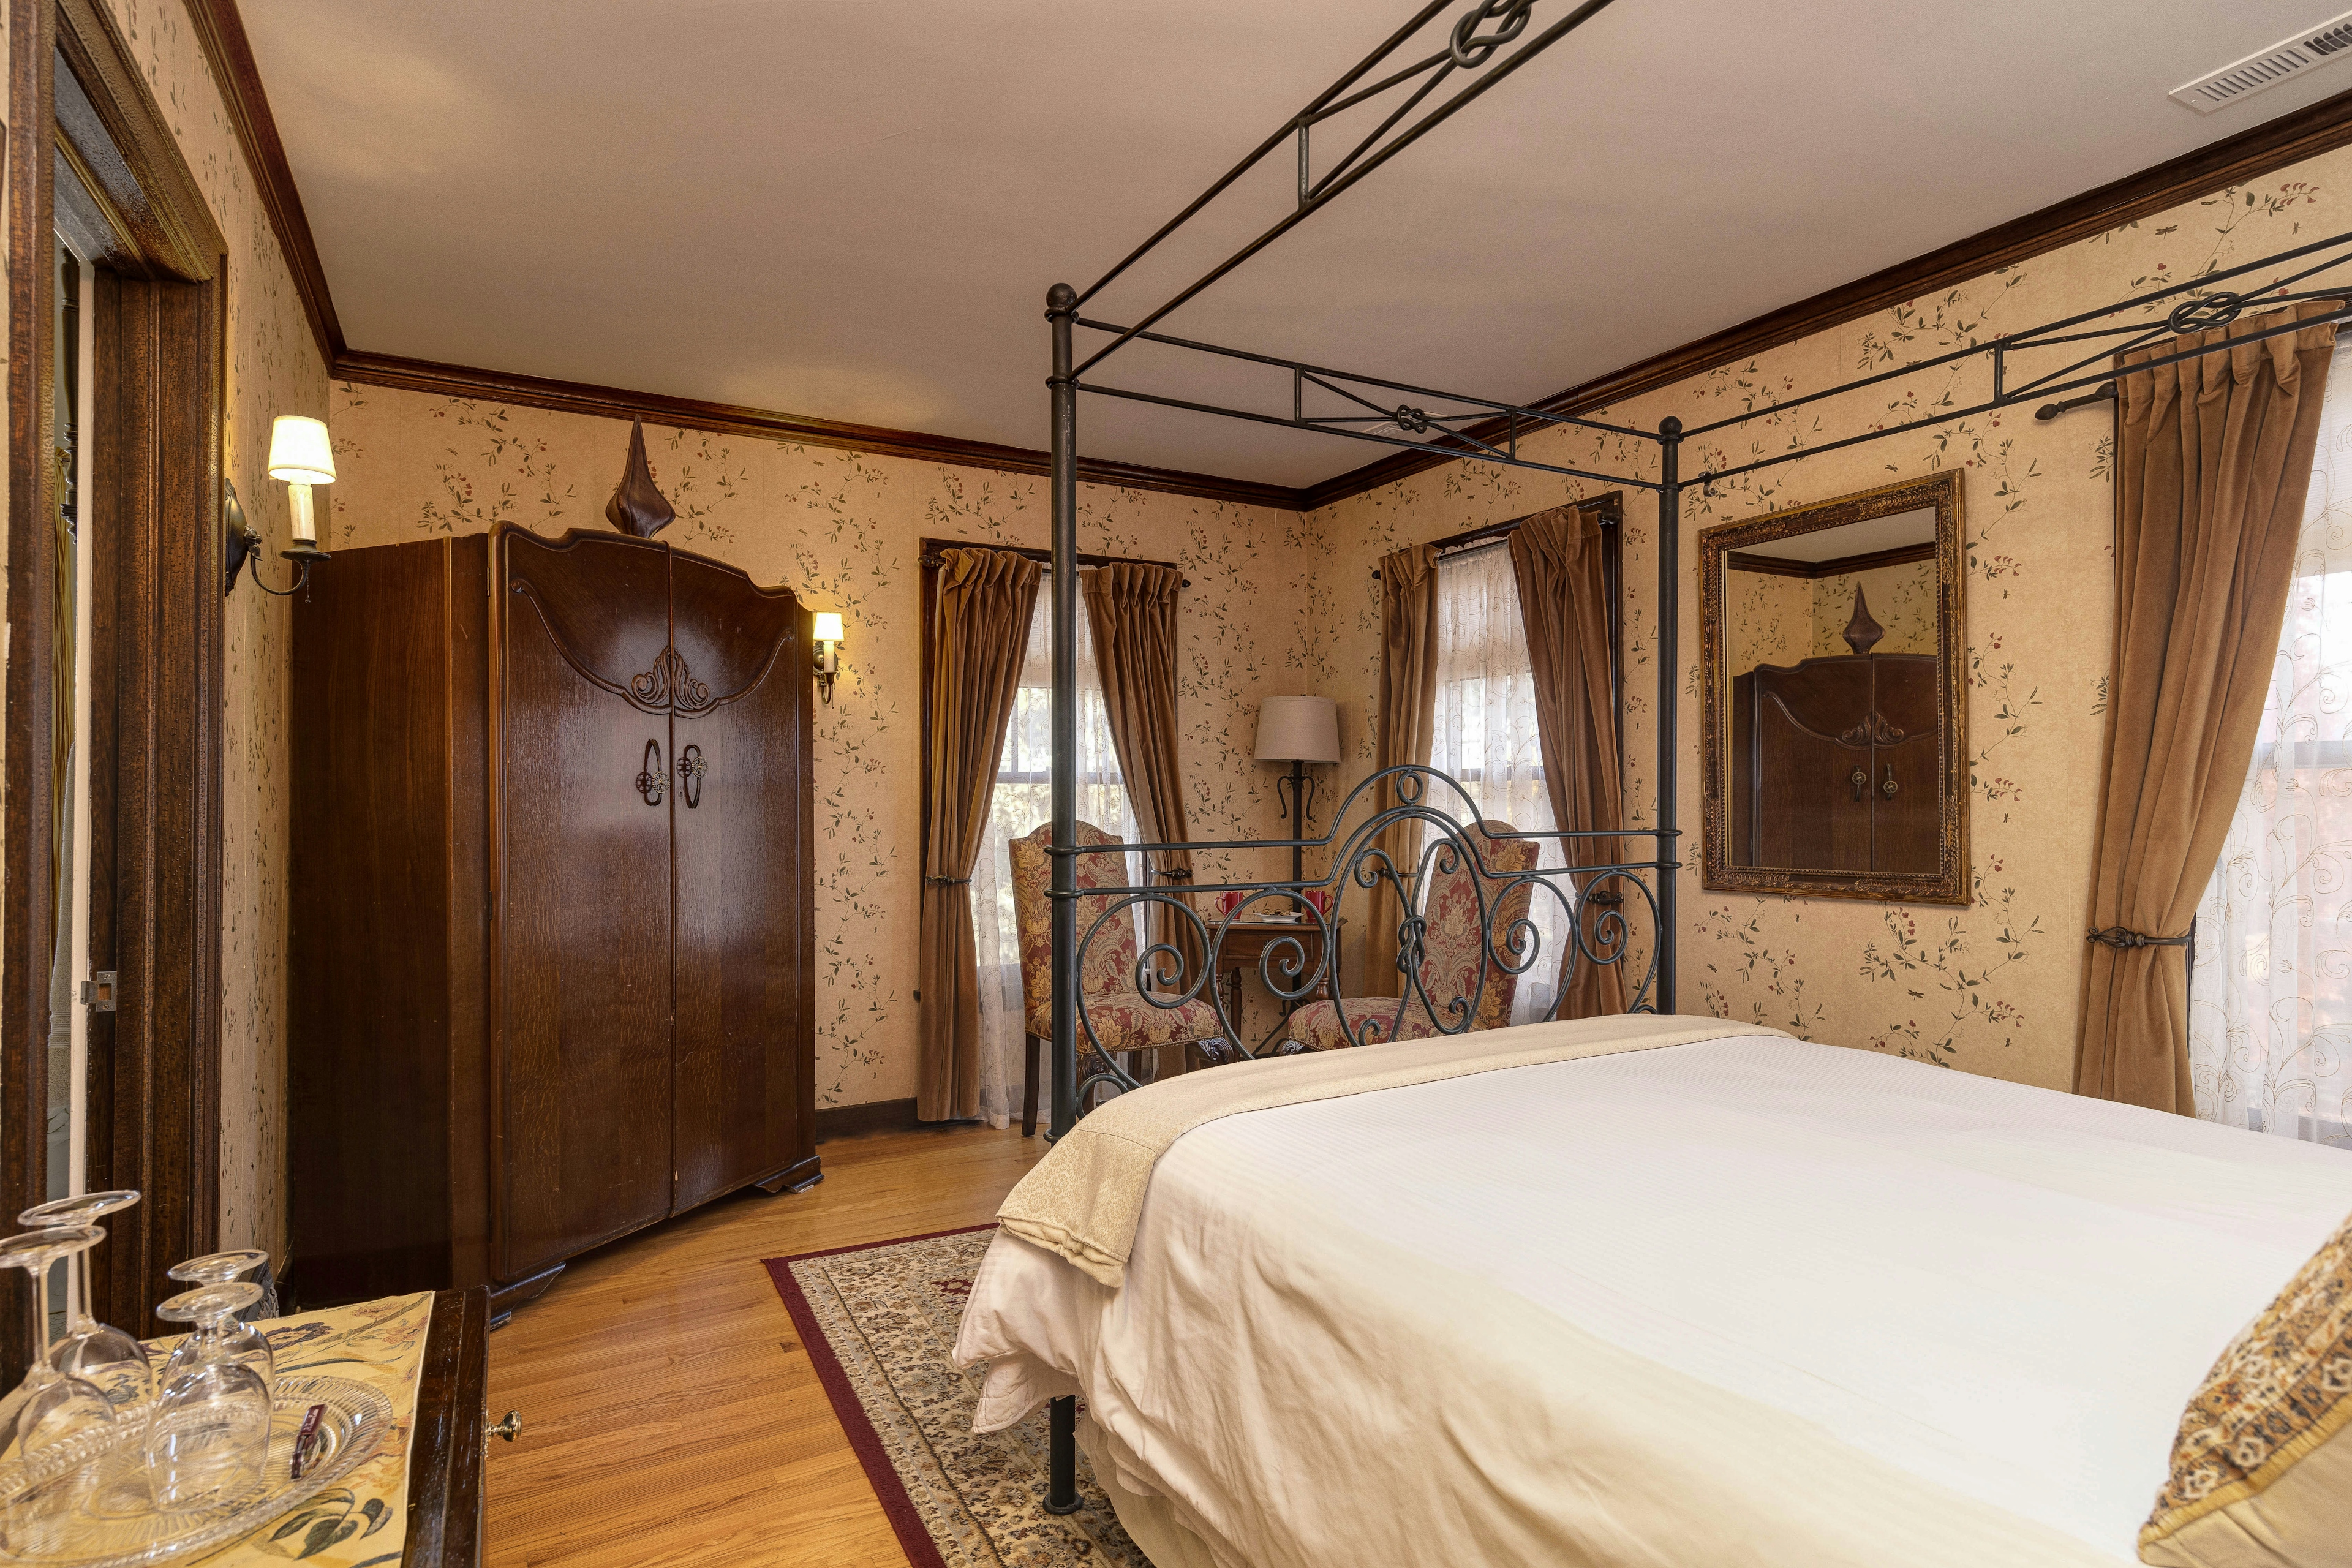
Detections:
[2139, 1207, 2352, 1566]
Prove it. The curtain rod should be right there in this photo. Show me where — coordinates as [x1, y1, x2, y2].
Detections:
[916, 537, 1189, 588]
[1370, 497, 1622, 579]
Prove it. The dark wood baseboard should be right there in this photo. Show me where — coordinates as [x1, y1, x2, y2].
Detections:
[814, 1098, 925, 1142]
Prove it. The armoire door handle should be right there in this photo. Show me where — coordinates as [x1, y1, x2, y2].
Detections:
[676, 744, 706, 809]
[1850, 766, 1868, 802]
[635, 739, 666, 806]
[1882, 767, 1899, 799]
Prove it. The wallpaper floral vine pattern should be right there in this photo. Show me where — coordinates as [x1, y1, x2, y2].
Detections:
[1307, 149, 2352, 1093]
[318, 145, 2352, 1114]
[327, 388, 1316, 1106]
[100, 0, 329, 1260]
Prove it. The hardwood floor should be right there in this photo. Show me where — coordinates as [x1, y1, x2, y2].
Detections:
[481, 1123, 1048, 1567]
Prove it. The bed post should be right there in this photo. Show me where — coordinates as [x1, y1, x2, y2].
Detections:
[1655, 416, 1681, 1014]
[1044, 281, 1085, 1516]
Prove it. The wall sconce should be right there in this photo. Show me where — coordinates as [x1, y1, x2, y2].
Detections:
[227, 415, 336, 596]
[812, 612, 844, 704]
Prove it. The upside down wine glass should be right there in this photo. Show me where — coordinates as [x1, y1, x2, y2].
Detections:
[0, 1226, 115, 1462]
[159, 1253, 274, 1402]
[146, 1283, 270, 1511]
[17, 1191, 152, 1412]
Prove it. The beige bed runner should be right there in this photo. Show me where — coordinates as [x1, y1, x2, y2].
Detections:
[998, 1012, 1788, 1287]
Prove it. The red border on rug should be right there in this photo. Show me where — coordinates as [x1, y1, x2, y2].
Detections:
[764, 1224, 998, 1568]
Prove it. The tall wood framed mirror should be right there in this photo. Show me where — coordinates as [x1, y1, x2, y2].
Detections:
[1698, 473, 1969, 905]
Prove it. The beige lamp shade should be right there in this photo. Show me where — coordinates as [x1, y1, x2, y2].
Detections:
[1254, 695, 1340, 763]
[267, 415, 337, 485]
[812, 612, 845, 644]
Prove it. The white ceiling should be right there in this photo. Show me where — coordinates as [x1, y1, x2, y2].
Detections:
[1738, 507, 1939, 565]
[241, 0, 2352, 488]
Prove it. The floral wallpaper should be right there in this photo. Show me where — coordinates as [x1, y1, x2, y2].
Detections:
[1724, 570, 1808, 676]
[93, 0, 327, 1262]
[325, 388, 1318, 1105]
[1305, 149, 2352, 1093]
[1809, 560, 1935, 658]
[93, 23, 2352, 1151]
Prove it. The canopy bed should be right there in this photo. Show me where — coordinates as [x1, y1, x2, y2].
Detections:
[978, 2, 2352, 1564]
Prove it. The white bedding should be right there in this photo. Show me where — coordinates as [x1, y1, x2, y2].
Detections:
[954, 1032, 2352, 1568]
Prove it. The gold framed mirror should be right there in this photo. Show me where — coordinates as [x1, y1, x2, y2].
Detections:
[1699, 473, 1969, 905]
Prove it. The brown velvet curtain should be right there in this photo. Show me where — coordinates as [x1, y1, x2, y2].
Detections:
[1510, 503, 1627, 1018]
[1082, 564, 1204, 1009]
[1366, 543, 1441, 998]
[919, 548, 1042, 1121]
[2075, 302, 2339, 1113]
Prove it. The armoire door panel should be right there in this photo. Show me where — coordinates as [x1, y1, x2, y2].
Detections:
[668, 554, 800, 707]
[1750, 697, 1871, 872]
[501, 529, 673, 703]
[495, 564, 675, 1282]
[670, 559, 807, 1209]
[1873, 734, 1941, 875]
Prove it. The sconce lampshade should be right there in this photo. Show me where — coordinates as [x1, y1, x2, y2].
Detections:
[267, 416, 337, 485]
[1254, 695, 1340, 763]
[812, 612, 845, 644]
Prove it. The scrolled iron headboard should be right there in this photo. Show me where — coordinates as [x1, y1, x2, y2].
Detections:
[1052, 763, 1673, 1119]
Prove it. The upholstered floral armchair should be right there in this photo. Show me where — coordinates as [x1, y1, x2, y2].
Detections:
[1282, 819, 1540, 1052]
[1008, 821, 1227, 1134]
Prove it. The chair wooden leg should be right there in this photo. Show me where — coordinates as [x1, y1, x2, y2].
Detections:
[1023, 1034, 1042, 1137]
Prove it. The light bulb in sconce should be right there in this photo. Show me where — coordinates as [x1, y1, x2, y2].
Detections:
[228, 415, 337, 597]
[812, 612, 845, 704]
[268, 415, 336, 548]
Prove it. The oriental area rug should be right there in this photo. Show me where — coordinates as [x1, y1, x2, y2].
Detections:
[766, 1226, 1148, 1568]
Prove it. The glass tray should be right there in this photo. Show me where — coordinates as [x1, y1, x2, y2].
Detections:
[0, 1374, 393, 1567]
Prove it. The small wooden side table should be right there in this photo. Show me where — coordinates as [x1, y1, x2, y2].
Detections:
[1209, 918, 1346, 1051]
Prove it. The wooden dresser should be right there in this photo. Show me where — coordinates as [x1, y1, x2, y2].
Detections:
[288, 527, 818, 1321]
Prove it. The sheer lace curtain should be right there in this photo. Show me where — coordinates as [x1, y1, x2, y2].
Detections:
[1426, 544, 1565, 1024]
[2190, 333, 2352, 1151]
[968, 593, 1140, 1129]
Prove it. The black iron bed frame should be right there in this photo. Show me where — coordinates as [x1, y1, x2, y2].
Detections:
[1031, 0, 2352, 1513]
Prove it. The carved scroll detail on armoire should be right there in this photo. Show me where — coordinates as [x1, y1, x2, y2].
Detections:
[288, 527, 817, 1321]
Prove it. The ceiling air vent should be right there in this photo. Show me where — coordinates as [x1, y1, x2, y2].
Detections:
[2172, 13, 2352, 113]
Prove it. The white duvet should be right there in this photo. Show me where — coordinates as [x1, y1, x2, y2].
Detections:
[954, 1032, 2352, 1568]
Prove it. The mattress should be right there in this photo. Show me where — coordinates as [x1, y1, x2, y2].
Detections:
[953, 1031, 2352, 1568]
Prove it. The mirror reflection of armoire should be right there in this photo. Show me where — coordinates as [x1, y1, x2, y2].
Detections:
[1730, 587, 1939, 874]
[287, 526, 817, 1320]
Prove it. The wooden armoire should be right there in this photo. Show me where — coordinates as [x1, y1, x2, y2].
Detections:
[1730, 651, 1938, 875]
[288, 526, 817, 1320]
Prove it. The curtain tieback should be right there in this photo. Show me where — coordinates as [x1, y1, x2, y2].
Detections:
[925, 875, 973, 886]
[2086, 925, 2189, 950]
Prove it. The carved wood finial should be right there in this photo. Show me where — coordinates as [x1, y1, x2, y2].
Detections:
[1842, 584, 1884, 656]
[605, 417, 676, 538]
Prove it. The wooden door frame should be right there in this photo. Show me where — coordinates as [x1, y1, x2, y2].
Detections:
[8, 0, 230, 1338]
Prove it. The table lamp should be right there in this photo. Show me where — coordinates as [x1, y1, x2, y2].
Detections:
[1254, 696, 1340, 884]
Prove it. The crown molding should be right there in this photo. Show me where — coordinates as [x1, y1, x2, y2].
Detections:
[186, 0, 344, 361]
[1295, 81, 2352, 512]
[190, 0, 2352, 519]
[333, 350, 1308, 509]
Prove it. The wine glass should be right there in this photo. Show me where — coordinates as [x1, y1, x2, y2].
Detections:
[17, 1192, 151, 1411]
[0, 1227, 115, 1460]
[159, 1252, 274, 1400]
[146, 1284, 270, 1511]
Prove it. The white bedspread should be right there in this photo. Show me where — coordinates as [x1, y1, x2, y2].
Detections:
[954, 1033, 2352, 1568]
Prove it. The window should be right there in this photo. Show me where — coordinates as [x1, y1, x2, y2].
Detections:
[1426, 541, 1567, 1023]
[2190, 334, 2352, 1150]
[920, 544, 1144, 1129]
